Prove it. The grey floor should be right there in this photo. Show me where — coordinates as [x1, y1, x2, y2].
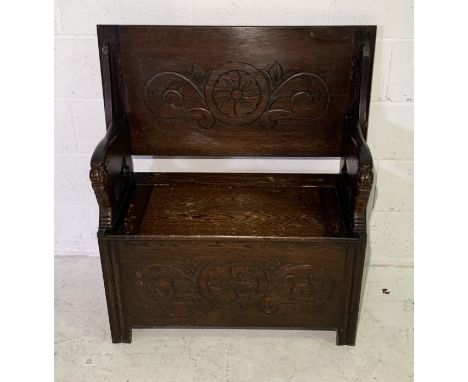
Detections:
[55, 257, 413, 382]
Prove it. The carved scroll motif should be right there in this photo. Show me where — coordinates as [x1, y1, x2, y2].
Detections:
[259, 258, 335, 315]
[144, 64, 215, 129]
[134, 258, 212, 317]
[357, 163, 373, 187]
[132, 257, 334, 317]
[89, 162, 108, 189]
[354, 163, 374, 233]
[89, 162, 113, 228]
[144, 61, 330, 128]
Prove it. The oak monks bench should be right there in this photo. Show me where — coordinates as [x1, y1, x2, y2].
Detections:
[90, 25, 376, 345]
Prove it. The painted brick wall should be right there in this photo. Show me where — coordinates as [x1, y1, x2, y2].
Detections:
[54, 0, 414, 265]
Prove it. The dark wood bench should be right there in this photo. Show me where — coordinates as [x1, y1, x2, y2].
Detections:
[90, 25, 376, 346]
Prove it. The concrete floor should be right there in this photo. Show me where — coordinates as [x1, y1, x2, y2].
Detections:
[55, 256, 413, 382]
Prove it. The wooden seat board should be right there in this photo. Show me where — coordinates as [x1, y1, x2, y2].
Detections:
[117, 173, 346, 238]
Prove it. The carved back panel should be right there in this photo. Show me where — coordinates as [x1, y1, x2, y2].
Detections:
[98, 26, 375, 156]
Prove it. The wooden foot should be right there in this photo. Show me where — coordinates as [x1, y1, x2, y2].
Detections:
[122, 326, 132, 343]
[345, 322, 358, 346]
[111, 334, 122, 343]
[109, 327, 131, 343]
[336, 328, 357, 346]
[336, 329, 346, 346]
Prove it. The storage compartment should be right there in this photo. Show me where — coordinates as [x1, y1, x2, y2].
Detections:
[110, 239, 354, 329]
[116, 173, 350, 238]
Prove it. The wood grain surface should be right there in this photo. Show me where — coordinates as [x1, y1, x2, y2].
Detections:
[117, 173, 346, 238]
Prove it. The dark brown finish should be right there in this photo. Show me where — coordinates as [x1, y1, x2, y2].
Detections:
[90, 25, 376, 346]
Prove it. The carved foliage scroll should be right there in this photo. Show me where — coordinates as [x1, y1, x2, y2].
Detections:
[354, 163, 374, 233]
[144, 61, 330, 128]
[89, 162, 112, 229]
[132, 257, 334, 318]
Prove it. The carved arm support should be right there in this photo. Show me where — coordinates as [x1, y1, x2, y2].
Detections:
[90, 118, 133, 231]
[342, 118, 374, 234]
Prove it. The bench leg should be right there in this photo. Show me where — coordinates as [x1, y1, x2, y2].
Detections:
[345, 323, 358, 346]
[342, 238, 368, 346]
[337, 323, 360, 345]
[122, 326, 132, 343]
[98, 233, 124, 343]
[336, 322, 358, 346]
[336, 329, 348, 346]
[336, 238, 367, 346]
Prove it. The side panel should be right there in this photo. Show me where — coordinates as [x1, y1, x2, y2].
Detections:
[110, 239, 353, 329]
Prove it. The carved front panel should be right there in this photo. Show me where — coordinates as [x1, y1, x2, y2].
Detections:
[132, 257, 334, 318]
[144, 61, 330, 129]
[117, 240, 348, 327]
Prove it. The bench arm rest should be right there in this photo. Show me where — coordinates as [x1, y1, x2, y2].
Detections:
[89, 118, 133, 230]
[342, 118, 374, 234]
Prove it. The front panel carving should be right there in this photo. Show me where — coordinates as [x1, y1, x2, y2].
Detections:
[144, 61, 330, 128]
[132, 257, 334, 318]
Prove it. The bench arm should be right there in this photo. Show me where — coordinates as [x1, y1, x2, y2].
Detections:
[342, 118, 374, 234]
[89, 118, 133, 230]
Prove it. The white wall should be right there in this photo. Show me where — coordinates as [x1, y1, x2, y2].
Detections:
[54, 0, 414, 266]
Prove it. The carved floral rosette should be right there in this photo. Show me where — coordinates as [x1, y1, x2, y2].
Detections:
[132, 257, 334, 318]
[144, 61, 330, 128]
